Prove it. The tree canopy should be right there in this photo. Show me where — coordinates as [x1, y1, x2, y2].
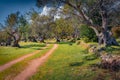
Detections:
[36, 0, 120, 46]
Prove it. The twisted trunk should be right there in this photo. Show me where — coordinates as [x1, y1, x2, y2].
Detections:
[63, 0, 119, 46]
[12, 32, 21, 48]
[7, 31, 21, 48]
[98, 31, 119, 46]
[12, 39, 20, 47]
[99, 7, 119, 46]
[56, 36, 60, 42]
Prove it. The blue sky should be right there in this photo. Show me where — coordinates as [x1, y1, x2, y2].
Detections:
[0, 0, 40, 25]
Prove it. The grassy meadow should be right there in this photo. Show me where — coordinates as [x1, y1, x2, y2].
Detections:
[0, 42, 53, 80]
[30, 43, 99, 80]
[0, 41, 120, 80]
[30, 42, 120, 80]
[0, 42, 46, 65]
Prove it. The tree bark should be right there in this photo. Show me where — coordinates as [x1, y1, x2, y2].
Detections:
[39, 38, 45, 43]
[99, 6, 119, 46]
[12, 40, 20, 48]
[98, 31, 119, 46]
[7, 31, 21, 48]
[12, 33, 21, 48]
[55, 36, 60, 42]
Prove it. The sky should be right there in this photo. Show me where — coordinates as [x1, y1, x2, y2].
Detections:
[0, 0, 40, 25]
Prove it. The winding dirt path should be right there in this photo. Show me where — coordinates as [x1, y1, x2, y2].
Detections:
[14, 44, 58, 80]
[0, 45, 48, 72]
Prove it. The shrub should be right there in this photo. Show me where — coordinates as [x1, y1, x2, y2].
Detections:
[79, 24, 97, 42]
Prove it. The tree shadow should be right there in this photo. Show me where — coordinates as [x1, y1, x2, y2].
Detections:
[83, 54, 98, 61]
[57, 42, 74, 46]
[69, 61, 84, 67]
[0, 54, 9, 56]
[31, 48, 43, 50]
[105, 46, 120, 54]
[21, 44, 46, 48]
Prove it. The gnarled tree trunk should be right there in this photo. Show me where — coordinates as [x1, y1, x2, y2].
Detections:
[55, 36, 60, 42]
[12, 39, 20, 47]
[98, 31, 119, 46]
[39, 37, 45, 43]
[7, 30, 21, 48]
[12, 32, 21, 48]
[99, 6, 119, 46]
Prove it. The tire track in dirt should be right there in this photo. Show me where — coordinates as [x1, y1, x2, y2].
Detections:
[0, 45, 48, 72]
[14, 44, 58, 80]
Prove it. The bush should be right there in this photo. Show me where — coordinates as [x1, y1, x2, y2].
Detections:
[79, 24, 97, 42]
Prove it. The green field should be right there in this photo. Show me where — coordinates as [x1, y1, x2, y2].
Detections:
[0, 43, 53, 80]
[29, 43, 120, 80]
[0, 42, 120, 80]
[0, 42, 46, 65]
[29, 43, 98, 80]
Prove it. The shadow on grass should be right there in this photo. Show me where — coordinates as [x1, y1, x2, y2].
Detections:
[31, 48, 43, 50]
[83, 54, 98, 61]
[57, 42, 74, 46]
[0, 54, 9, 56]
[81, 49, 89, 54]
[21, 44, 46, 48]
[105, 46, 120, 54]
[69, 61, 84, 67]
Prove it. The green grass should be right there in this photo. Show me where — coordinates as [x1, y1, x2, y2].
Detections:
[0, 44, 53, 80]
[104, 39, 120, 55]
[0, 42, 46, 65]
[30, 43, 103, 80]
[0, 40, 120, 80]
[105, 46, 120, 55]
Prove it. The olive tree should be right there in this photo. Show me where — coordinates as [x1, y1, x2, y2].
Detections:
[29, 10, 54, 42]
[5, 12, 21, 47]
[36, 0, 120, 46]
[19, 15, 29, 42]
[51, 18, 74, 42]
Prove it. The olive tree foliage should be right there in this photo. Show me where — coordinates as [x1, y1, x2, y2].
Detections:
[36, 0, 120, 46]
[27, 10, 39, 42]
[51, 18, 74, 41]
[28, 10, 54, 42]
[33, 15, 51, 42]
[0, 23, 10, 46]
[4, 12, 21, 47]
[79, 24, 97, 42]
[28, 8, 75, 42]
[18, 15, 29, 42]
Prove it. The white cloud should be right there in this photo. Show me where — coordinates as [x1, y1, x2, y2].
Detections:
[40, 6, 53, 15]
[40, 5, 64, 20]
